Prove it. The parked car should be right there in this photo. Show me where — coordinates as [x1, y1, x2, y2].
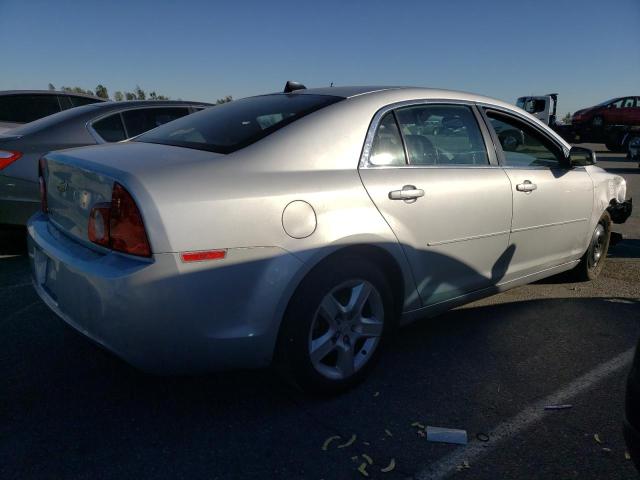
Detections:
[572, 96, 640, 129]
[27, 85, 632, 393]
[625, 339, 640, 472]
[0, 90, 105, 133]
[0, 100, 211, 225]
[628, 135, 640, 167]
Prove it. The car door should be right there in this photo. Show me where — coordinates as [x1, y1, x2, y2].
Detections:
[619, 97, 638, 126]
[358, 102, 513, 307]
[482, 108, 593, 281]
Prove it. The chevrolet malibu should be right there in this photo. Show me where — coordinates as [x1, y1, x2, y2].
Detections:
[28, 85, 633, 393]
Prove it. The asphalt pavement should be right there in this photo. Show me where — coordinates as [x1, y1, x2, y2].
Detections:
[1, 149, 638, 479]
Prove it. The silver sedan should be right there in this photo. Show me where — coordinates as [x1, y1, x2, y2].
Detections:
[27, 85, 632, 393]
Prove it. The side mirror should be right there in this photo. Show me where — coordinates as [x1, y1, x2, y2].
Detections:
[568, 146, 596, 167]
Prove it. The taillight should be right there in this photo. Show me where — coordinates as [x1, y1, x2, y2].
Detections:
[87, 182, 151, 257]
[38, 157, 48, 213]
[0, 150, 22, 170]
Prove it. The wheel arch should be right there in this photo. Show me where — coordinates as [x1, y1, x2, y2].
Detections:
[270, 241, 416, 362]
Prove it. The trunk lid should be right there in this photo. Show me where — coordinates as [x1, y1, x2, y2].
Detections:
[42, 141, 224, 249]
[45, 156, 115, 243]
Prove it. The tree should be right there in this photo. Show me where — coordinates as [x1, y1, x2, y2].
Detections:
[114, 91, 124, 102]
[48, 83, 56, 91]
[95, 84, 109, 99]
[134, 85, 146, 100]
[216, 95, 233, 104]
[125, 92, 137, 101]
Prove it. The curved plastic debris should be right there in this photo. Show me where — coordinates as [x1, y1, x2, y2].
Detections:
[362, 454, 373, 465]
[381, 458, 396, 473]
[337, 434, 357, 448]
[322, 435, 341, 451]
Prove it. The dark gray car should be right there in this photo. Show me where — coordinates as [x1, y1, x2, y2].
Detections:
[0, 100, 211, 224]
[0, 90, 106, 132]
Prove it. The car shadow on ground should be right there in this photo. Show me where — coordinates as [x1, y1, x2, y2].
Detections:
[0, 225, 27, 255]
[3, 293, 639, 479]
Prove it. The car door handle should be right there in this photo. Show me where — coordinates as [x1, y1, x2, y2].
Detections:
[516, 180, 537, 193]
[388, 185, 425, 202]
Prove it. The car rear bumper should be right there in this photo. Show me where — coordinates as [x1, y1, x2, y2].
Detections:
[27, 212, 304, 373]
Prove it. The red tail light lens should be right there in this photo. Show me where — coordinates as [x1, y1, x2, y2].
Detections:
[0, 150, 22, 170]
[109, 183, 151, 257]
[38, 157, 48, 213]
[87, 182, 151, 257]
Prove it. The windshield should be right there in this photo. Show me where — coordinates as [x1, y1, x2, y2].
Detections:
[596, 98, 619, 106]
[135, 94, 343, 154]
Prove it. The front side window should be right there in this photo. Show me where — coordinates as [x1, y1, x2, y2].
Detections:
[394, 104, 489, 165]
[486, 111, 564, 168]
[368, 112, 406, 166]
[122, 107, 190, 138]
[622, 97, 636, 108]
[135, 94, 343, 154]
[92, 113, 126, 142]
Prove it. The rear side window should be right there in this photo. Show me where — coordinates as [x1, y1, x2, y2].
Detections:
[369, 112, 406, 166]
[57, 95, 74, 110]
[92, 114, 126, 142]
[69, 96, 101, 107]
[122, 107, 190, 138]
[135, 94, 343, 154]
[394, 104, 489, 165]
[0, 94, 61, 123]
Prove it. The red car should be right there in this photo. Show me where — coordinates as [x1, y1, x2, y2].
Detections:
[572, 96, 640, 128]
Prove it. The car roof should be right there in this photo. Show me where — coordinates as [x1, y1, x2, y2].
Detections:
[0, 90, 106, 100]
[280, 85, 516, 107]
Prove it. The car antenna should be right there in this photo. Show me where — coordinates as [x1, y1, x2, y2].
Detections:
[284, 81, 307, 93]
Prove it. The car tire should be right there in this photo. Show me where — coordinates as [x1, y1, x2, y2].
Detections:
[572, 212, 611, 281]
[277, 254, 394, 394]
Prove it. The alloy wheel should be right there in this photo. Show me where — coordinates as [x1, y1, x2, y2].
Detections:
[308, 279, 384, 380]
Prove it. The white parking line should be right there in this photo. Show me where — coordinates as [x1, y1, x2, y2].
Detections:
[415, 348, 635, 480]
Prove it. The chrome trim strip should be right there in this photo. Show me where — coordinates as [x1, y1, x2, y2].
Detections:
[427, 230, 510, 246]
[511, 218, 588, 233]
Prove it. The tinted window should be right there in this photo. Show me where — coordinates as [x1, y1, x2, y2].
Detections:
[92, 114, 126, 142]
[69, 96, 102, 107]
[369, 112, 406, 166]
[610, 99, 624, 109]
[394, 104, 488, 165]
[135, 94, 343, 154]
[623, 97, 636, 108]
[0, 94, 61, 123]
[486, 111, 564, 168]
[122, 107, 190, 138]
[57, 95, 74, 110]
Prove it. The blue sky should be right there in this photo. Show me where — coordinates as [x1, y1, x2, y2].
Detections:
[1, 0, 638, 116]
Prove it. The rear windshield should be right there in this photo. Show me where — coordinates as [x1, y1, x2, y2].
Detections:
[134, 94, 343, 154]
